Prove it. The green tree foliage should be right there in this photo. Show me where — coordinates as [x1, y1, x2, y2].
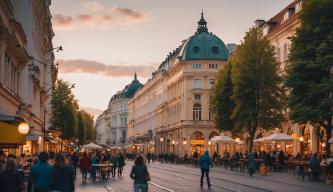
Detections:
[232, 27, 285, 151]
[76, 110, 95, 144]
[77, 111, 85, 145]
[286, 0, 333, 157]
[211, 62, 236, 134]
[51, 79, 78, 140]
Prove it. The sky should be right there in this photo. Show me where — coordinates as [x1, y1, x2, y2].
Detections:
[51, 0, 292, 114]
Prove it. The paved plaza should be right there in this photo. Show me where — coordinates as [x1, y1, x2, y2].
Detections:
[74, 161, 333, 192]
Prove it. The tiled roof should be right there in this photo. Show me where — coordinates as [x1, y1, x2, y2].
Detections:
[262, 0, 301, 36]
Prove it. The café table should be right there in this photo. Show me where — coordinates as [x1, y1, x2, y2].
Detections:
[91, 164, 112, 181]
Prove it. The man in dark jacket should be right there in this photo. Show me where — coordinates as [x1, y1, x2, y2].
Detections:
[310, 153, 320, 181]
[30, 152, 53, 192]
[199, 151, 212, 188]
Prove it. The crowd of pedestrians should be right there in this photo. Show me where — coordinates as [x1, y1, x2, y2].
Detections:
[0, 149, 133, 192]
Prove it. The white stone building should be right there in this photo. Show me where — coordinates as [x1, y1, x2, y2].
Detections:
[95, 74, 142, 148]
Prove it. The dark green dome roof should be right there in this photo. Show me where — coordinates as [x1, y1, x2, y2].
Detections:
[179, 12, 229, 61]
[110, 73, 142, 101]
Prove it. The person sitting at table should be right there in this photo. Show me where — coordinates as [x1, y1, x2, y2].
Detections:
[295, 152, 302, 161]
[310, 153, 320, 181]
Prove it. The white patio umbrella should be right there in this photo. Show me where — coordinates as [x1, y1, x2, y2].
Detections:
[265, 133, 294, 152]
[254, 137, 267, 143]
[81, 142, 103, 150]
[210, 135, 235, 144]
[329, 138, 333, 144]
[265, 133, 294, 142]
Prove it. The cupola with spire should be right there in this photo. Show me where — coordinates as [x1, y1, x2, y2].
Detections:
[179, 11, 229, 61]
[196, 11, 208, 33]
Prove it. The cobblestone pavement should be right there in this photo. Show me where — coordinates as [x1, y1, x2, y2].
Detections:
[74, 161, 333, 192]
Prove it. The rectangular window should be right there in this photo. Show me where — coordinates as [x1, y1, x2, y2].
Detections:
[209, 64, 218, 69]
[194, 94, 201, 100]
[209, 79, 215, 88]
[192, 64, 202, 69]
[193, 79, 202, 89]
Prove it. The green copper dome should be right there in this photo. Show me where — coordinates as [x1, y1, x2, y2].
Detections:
[179, 12, 229, 61]
[110, 73, 143, 101]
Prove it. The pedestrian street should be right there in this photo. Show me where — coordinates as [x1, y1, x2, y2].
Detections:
[74, 160, 333, 192]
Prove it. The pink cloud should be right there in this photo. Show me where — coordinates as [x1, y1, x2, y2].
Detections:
[52, 2, 151, 30]
[57, 59, 155, 78]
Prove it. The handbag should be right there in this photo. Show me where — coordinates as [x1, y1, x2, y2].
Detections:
[145, 172, 151, 181]
[145, 167, 151, 181]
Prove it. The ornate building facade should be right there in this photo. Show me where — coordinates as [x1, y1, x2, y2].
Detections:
[128, 13, 230, 156]
[0, 0, 57, 155]
[96, 74, 142, 148]
[254, 0, 332, 155]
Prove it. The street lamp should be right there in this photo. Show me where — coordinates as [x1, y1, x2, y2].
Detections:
[235, 137, 240, 143]
[18, 122, 30, 134]
[160, 137, 164, 154]
[299, 136, 304, 142]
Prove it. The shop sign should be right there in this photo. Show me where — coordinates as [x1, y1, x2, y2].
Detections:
[0, 144, 19, 148]
[191, 140, 204, 145]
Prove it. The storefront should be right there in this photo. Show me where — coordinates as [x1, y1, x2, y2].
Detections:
[0, 120, 27, 156]
[190, 131, 205, 156]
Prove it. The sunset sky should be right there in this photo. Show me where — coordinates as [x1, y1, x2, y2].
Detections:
[51, 0, 292, 115]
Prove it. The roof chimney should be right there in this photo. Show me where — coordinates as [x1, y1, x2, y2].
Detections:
[254, 19, 265, 28]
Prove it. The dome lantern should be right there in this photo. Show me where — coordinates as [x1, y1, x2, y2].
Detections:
[197, 10, 208, 33]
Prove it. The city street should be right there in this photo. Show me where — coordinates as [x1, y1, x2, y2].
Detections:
[75, 161, 333, 192]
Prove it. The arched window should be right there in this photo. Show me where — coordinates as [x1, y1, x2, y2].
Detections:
[193, 103, 202, 120]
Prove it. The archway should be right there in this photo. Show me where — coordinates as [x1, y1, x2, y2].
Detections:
[317, 126, 327, 156]
[190, 131, 204, 156]
[300, 125, 311, 155]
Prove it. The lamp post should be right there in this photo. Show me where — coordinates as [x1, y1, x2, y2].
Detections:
[160, 137, 164, 154]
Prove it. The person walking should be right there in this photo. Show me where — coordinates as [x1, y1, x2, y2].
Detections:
[30, 152, 53, 192]
[130, 155, 150, 192]
[310, 153, 320, 181]
[110, 152, 118, 178]
[199, 151, 212, 189]
[70, 152, 79, 177]
[118, 152, 125, 176]
[79, 152, 90, 184]
[51, 153, 75, 192]
[0, 158, 25, 192]
[248, 152, 256, 176]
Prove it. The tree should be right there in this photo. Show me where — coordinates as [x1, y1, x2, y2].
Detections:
[232, 27, 285, 151]
[81, 110, 95, 143]
[211, 62, 237, 135]
[50, 79, 78, 141]
[76, 110, 95, 144]
[286, 0, 333, 157]
[77, 111, 86, 145]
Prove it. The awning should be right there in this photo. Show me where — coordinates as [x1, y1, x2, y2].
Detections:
[45, 137, 58, 144]
[26, 134, 39, 141]
[0, 121, 25, 145]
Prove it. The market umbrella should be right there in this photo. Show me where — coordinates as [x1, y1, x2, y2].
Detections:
[210, 135, 235, 144]
[265, 133, 294, 152]
[81, 142, 103, 150]
[265, 133, 294, 142]
[254, 137, 267, 143]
